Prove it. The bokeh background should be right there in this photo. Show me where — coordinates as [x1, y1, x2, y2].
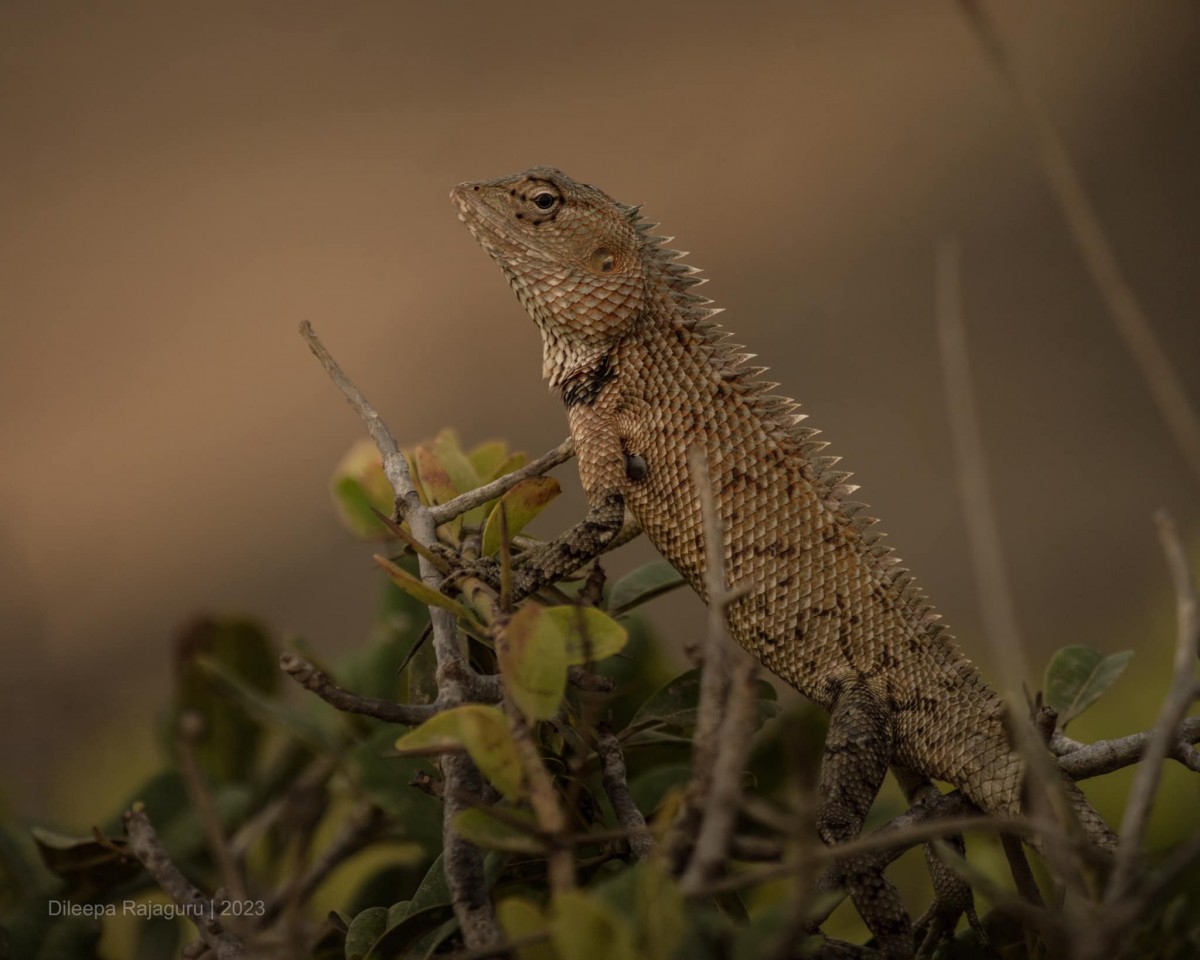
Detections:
[2, 1, 1197, 829]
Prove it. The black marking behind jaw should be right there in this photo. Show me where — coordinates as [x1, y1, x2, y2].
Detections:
[561, 351, 616, 407]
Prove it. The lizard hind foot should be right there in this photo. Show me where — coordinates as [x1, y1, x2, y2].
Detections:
[818, 684, 916, 959]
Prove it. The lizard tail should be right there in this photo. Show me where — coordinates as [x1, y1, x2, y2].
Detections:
[1060, 774, 1119, 853]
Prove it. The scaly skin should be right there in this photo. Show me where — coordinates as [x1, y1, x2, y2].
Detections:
[451, 167, 1115, 954]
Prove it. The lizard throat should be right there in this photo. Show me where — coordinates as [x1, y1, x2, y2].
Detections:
[559, 350, 617, 407]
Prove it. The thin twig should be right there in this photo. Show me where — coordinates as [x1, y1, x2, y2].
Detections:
[681, 656, 759, 894]
[263, 803, 386, 923]
[936, 241, 1086, 892]
[956, 0, 1200, 488]
[279, 652, 442, 724]
[300, 321, 497, 946]
[698, 809, 1038, 901]
[935, 240, 1027, 687]
[124, 807, 245, 960]
[229, 755, 338, 861]
[596, 723, 654, 860]
[1106, 512, 1200, 903]
[665, 448, 736, 870]
[430, 437, 575, 525]
[1054, 716, 1200, 779]
[177, 713, 247, 904]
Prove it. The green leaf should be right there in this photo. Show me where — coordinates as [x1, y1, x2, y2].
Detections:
[345, 906, 389, 960]
[373, 555, 480, 629]
[629, 668, 779, 735]
[452, 808, 544, 855]
[433, 429, 483, 496]
[468, 440, 512, 481]
[135, 914, 182, 960]
[485, 451, 529, 482]
[413, 442, 464, 542]
[195, 655, 335, 753]
[435, 429, 489, 528]
[174, 617, 280, 782]
[627, 764, 694, 817]
[395, 706, 525, 799]
[551, 891, 638, 960]
[30, 828, 138, 894]
[481, 477, 561, 556]
[608, 560, 687, 616]
[636, 861, 684, 960]
[351, 727, 442, 847]
[363, 851, 509, 959]
[1043, 646, 1134, 729]
[544, 606, 629, 665]
[330, 438, 394, 538]
[497, 897, 555, 960]
[500, 605, 569, 720]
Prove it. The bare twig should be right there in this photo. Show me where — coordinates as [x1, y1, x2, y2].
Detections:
[1106, 512, 1200, 903]
[177, 713, 247, 905]
[936, 241, 1086, 894]
[664, 448, 736, 869]
[300, 321, 497, 946]
[681, 655, 759, 893]
[279, 652, 442, 724]
[263, 803, 386, 923]
[936, 240, 1027, 687]
[596, 723, 654, 860]
[1054, 716, 1200, 779]
[700, 808, 1037, 901]
[430, 437, 575, 525]
[957, 0, 1200, 488]
[124, 807, 245, 960]
[229, 755, 338, 861]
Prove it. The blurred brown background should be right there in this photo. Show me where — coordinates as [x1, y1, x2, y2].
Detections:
[2, 1, 1197, 823]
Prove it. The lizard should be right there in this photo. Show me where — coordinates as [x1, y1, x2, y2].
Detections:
[448, 166, 1118, 956]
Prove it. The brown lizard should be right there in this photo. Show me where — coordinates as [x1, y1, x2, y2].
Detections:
[449, 166, 1117, 956]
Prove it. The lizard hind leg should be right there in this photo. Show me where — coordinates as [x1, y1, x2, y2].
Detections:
[816, 683, 915, 959]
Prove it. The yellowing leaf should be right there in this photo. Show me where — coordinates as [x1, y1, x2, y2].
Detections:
[551, 891, 637, 960]
[373, 556, 480, 630]
[500, 605, 569, 720]
[481, 476, 562, 556]
[434, 429, 482, 492]
[395, 705, 525, 799]
[486, 451, 529, 482]
[497, 898, 555, 960]
[452, 808, 544, 855]
[468, 440, 512, 481]
[330, 438, 394, 539]
[414, 443, 463, 542]
[636, 862, 684, 960]
[545, 606, 628, 665]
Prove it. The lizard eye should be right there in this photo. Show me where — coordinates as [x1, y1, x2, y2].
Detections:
[589, 247, 616, 274]
[530, 189, 559, 211]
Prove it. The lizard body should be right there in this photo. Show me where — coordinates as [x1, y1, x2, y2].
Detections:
[451, 167, 1115, 953]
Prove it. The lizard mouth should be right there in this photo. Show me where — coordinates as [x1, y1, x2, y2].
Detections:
[450, 183, 551, 269]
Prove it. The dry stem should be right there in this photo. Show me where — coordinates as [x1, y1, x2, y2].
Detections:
[299, 321, 497, 946]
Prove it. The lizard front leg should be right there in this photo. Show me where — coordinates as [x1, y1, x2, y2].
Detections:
[502, 492, 628, 600]
[818, 684, 914, 959]
[440, 493, 629, 602]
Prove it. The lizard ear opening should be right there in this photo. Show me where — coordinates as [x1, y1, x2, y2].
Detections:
[588, 247, 616, 274]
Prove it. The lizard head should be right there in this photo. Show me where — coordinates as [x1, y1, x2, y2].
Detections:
[451, 166, 649, 389]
